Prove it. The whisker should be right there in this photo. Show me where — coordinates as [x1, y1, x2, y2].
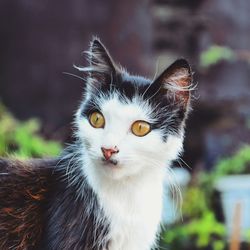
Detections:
[63, 72, 86, 82]
[165, 167, 183, 221]
[178, 157, 192, 170]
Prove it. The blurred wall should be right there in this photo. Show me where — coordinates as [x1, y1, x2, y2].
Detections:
[0, 0, 250, 170]
[0, 0, 153, 140]
[197, 0, 250, 167]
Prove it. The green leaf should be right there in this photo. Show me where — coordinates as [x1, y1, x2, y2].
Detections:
[200, 45, 235, 68]
[0, 103, 62, 158]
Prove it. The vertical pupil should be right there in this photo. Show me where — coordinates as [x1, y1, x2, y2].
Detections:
[139, 124, 142, 131]
[95, 116, 99, 123]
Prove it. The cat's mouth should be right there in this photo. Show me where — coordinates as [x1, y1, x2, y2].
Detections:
[101, 158, 119, 167]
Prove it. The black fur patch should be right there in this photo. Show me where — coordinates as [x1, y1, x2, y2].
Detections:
[39, 146, 110, 250]
[0, 152, 110, 250]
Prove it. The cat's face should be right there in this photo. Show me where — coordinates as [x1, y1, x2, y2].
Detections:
[75, 39, 192, 181]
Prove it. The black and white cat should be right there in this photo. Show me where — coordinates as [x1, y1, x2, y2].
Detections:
[0, 38, 193, 250]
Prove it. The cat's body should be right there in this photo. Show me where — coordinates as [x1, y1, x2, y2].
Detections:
[0, 38, 193, 250]
[0, 155, 110, 250]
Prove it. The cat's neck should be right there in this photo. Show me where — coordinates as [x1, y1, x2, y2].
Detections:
[60, 146, 167, 250]
[81, 158, 165, 250]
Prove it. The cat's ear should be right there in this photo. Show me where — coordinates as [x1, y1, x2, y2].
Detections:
[85, 38, 116, 89]
[88, 38, 116, 73]
[153, 59, 193, 106]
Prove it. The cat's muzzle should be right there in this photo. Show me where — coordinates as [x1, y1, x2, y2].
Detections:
[101, 158, 118, 166]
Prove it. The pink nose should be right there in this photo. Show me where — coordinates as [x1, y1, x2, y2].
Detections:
[101, 146, 119, 160]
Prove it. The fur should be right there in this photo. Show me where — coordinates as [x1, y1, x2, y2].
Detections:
[0, 38, 193, 250]
[0, 158, 54, 249]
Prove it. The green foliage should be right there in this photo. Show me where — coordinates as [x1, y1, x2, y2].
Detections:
[0, 104, 62, 158]
[181, 186, 208, 218]
[164, 211, 225, 249]
[188, 212, 225, 248]
[161, 145, 250, 250]
[201, 145, 250, 188]
[245, 229, 250, 243]
[162, 183, 226, 250]
[212, 240, 226, 250]
[214, 145, 250, 175]
[162, 184, 226, 250]
[200, 45, 235, 68]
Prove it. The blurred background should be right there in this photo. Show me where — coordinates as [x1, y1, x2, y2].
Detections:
[0, 0, 250, 249]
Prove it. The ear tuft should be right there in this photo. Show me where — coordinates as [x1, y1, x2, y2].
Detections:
[162, 59, 192, 88]
[74, 37, 117, 92]
[88, 37, 115, 73]
[156, 58, 193, 105]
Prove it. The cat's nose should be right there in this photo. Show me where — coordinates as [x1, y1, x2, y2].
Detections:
[101, 146, 119, 160]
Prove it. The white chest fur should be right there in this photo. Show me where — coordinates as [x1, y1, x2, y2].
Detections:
[96, 168, 165, 250]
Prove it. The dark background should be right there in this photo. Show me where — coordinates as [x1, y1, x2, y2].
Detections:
[1, 0, 250, 171]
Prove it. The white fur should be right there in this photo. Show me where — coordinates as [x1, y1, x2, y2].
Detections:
[76, 94, 183, 250]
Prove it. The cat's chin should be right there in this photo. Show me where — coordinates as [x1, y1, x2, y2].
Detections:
[98, 161, 145, 181]
[92, 159, 132, 180]
[99, 161, 126, 180]
[101, 160, 121, 170]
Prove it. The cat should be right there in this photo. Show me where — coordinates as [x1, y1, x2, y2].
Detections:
[0, 38, 193, 250]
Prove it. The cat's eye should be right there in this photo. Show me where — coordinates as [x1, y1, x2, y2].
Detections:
[89, 112, 105, 128]
[131, 120, 151, 137]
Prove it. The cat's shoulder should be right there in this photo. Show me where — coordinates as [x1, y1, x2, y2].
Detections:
[0, 157, 58, 249]
[0, 157, 58, 170]
[0, 157, 59, 183]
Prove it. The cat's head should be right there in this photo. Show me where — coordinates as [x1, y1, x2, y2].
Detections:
[75, 38, 193, 181]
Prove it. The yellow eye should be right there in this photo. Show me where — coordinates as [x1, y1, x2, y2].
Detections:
[131, 120, 151, 137]
[89, 112, 105, 128]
